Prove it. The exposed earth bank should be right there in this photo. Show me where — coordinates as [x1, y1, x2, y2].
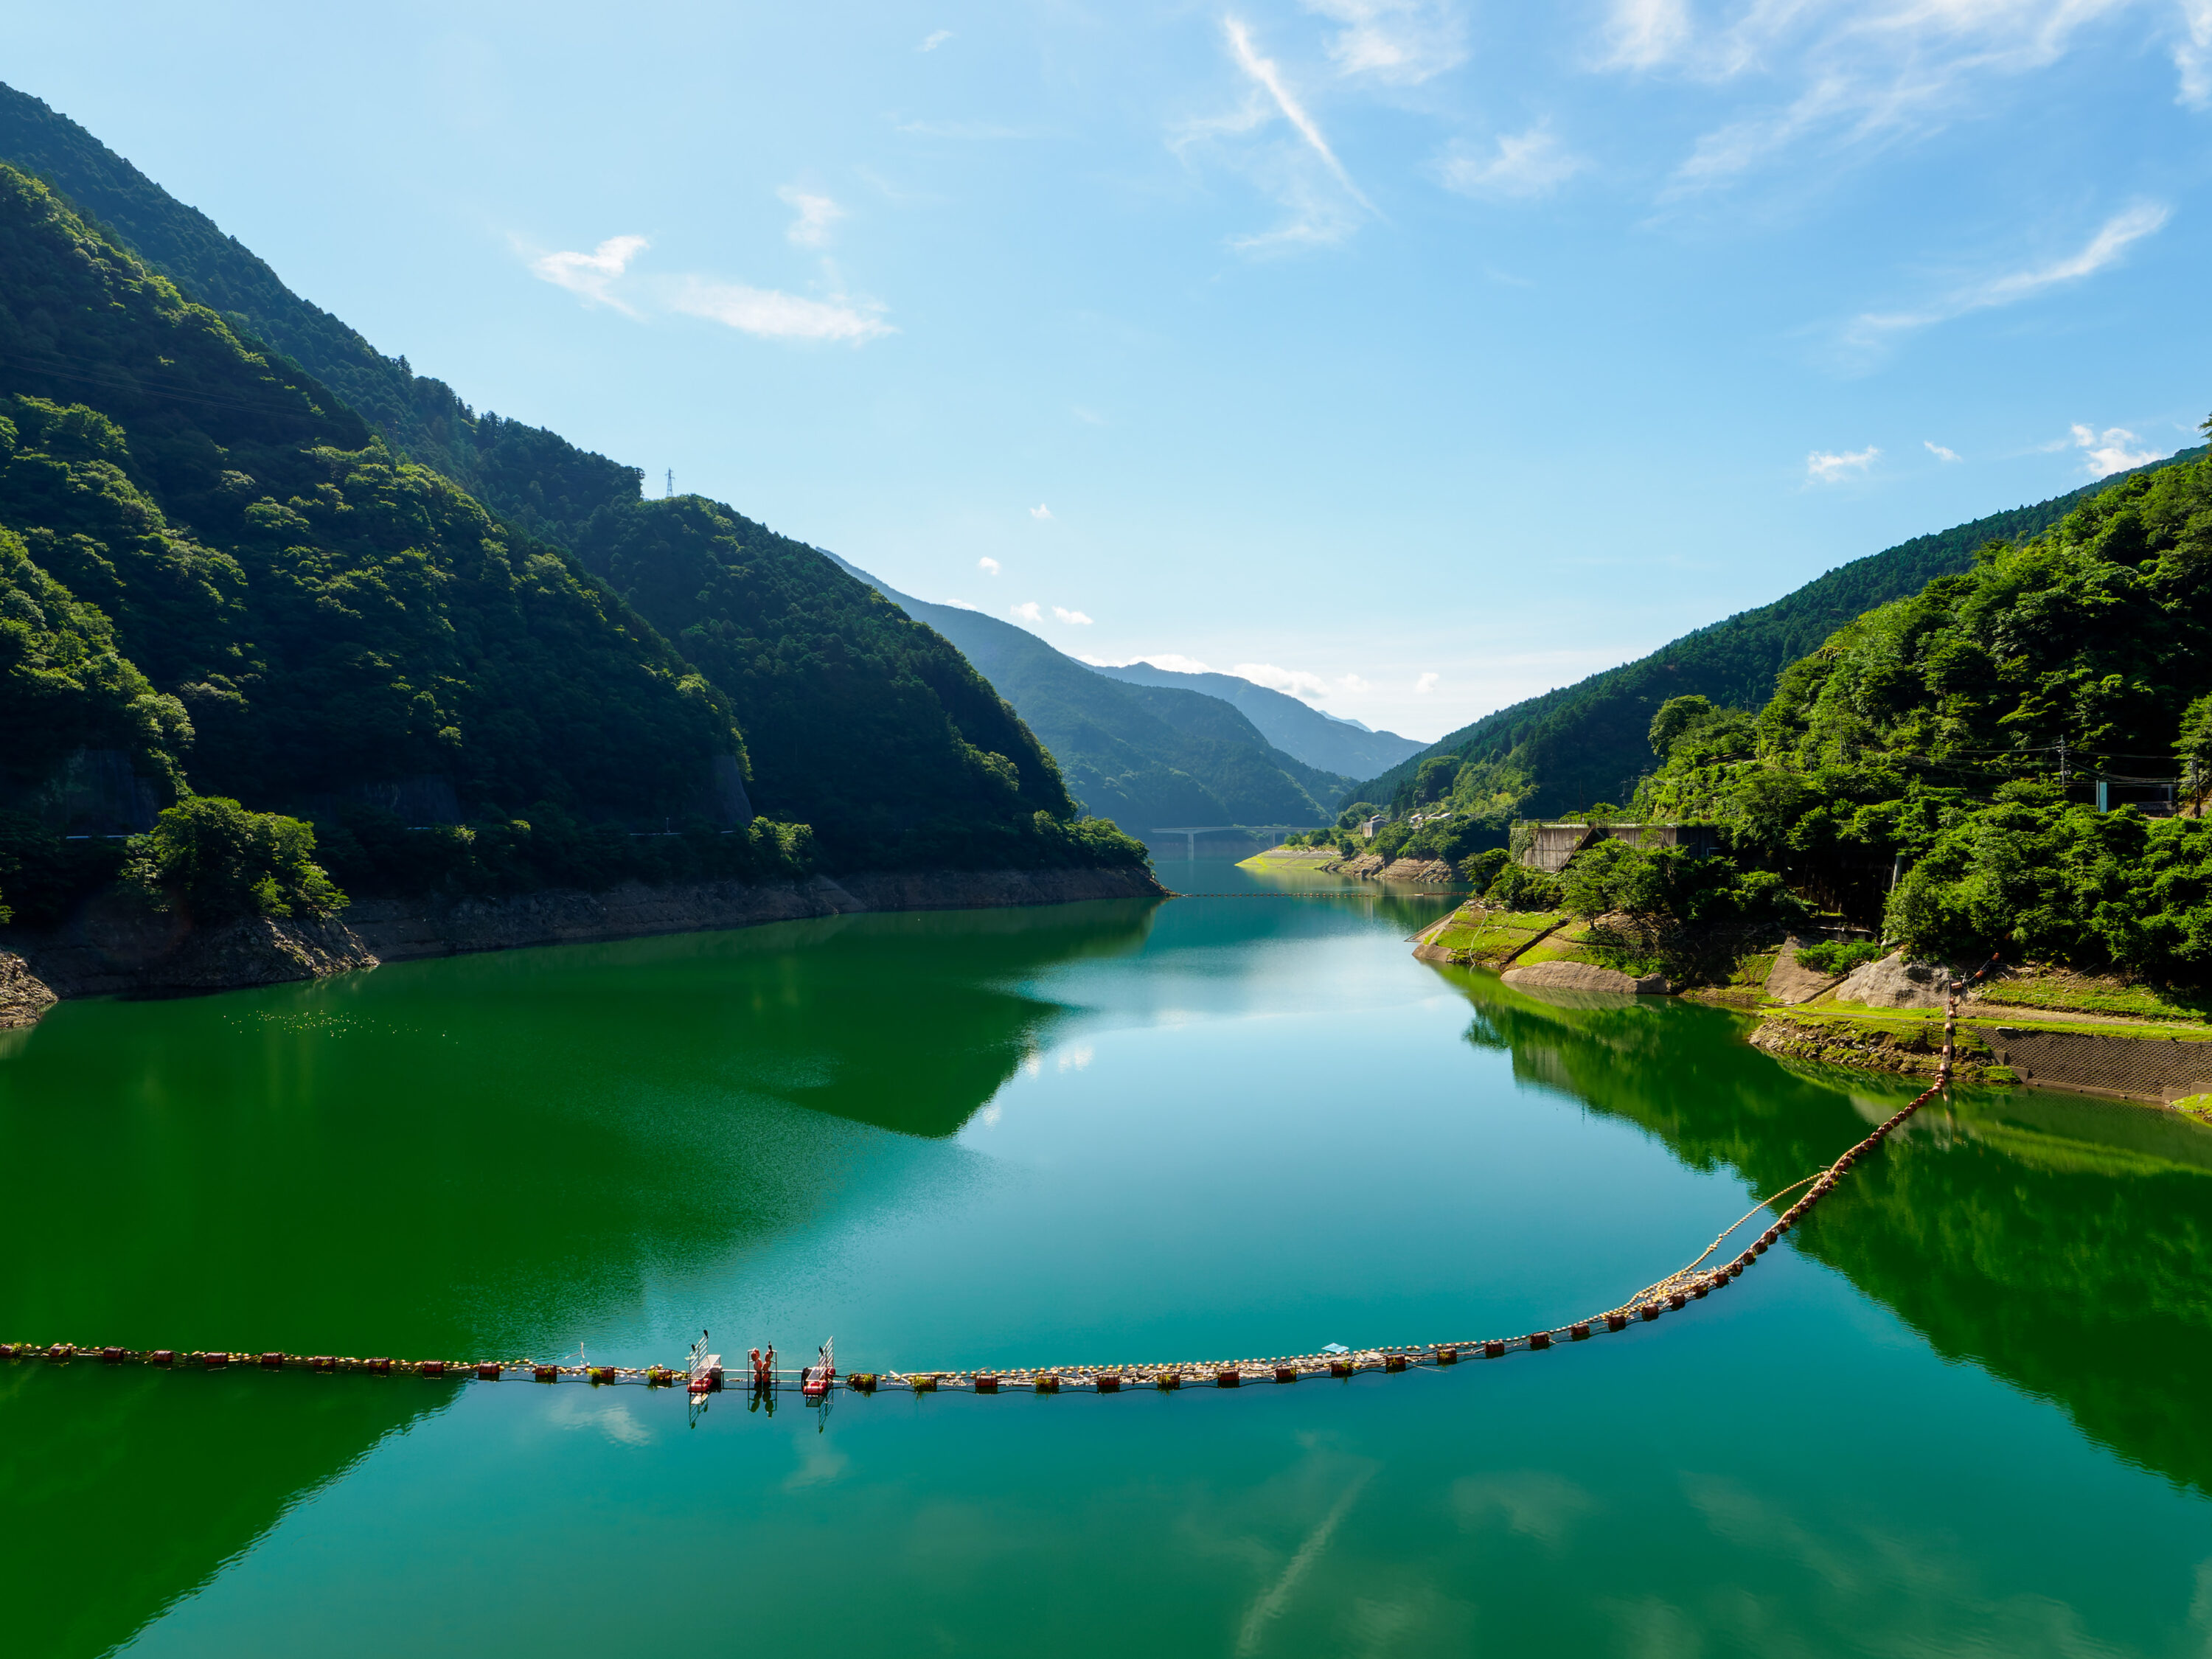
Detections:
[0, 864, 1166, 1026]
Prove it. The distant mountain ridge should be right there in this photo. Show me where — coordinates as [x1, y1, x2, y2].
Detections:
[1086, 661, 1425, 776]
[1351, 446, 2212, 819]
[827, 559, 1351, 832]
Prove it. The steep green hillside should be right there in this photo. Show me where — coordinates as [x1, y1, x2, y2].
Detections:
[1354, 451, 2208, 823]
[0, 99, 1141, 879]
[1596, 439, 2212, 982]
[0, 165, 740, 834]
[0, 82, 639, 548]
[829, 558, 1349, 830]
[570, 500, 1103, 869]
[1089, 660, 1425, 776]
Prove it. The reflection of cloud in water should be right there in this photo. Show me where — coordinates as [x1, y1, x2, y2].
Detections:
[546, 1390, 655, 1447]
[783, 1443, 851, 1491]
[1057, 1043, 1093, 1071]
[1451, 1470, 1598, 1545]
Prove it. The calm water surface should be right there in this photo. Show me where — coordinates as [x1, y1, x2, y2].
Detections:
[4, 858, 2211, 1655]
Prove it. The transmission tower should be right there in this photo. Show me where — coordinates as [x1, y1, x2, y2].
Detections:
[665, 468, 674, 499]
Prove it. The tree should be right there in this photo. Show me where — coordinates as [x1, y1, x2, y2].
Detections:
[2179, 693, 2212, 808]
[1648, 695, 1718, 758]
[123, 796, 347, 921]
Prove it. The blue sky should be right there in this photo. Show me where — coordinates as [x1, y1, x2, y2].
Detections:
[11, 1, 2212, 740]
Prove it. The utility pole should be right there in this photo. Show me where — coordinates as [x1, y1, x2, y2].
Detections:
[2057, 736, 2068, 787]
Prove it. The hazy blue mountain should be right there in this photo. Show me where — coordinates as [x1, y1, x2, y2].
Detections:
[1351, 446, 2212, 817]
[827, 557, 1350, 832]
[1088, 661, 1425, 776]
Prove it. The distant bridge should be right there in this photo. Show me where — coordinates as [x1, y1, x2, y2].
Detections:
[1150, 824, 1317, 859]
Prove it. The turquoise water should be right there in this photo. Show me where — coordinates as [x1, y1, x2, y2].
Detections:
[4, 858, 2210, 1655]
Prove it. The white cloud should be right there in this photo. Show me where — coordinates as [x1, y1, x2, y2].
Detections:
[1235, 661, 1332, 698]
[1846, 203, 2170, 347]
[1807, 445, 1879, 481]
[1415, 671, 1440, 693]
[1337, 672, 1371, 694]
[1924, 440, 1962, 462]
[663, 277, 894, 343]
[530, 234, 649, 313]
[1224, 18, 1374, 212]
[1053, 606, 1095, 625]
[1057, 1043, 1093, 1071]
[1601, 0, 1692, 71]
[919, 28, 953, 52]
[1012, 601, 1045, 624]
[2180, 0, 2212, 105]
[978, 557, 1001, 575]
[1435, 125, 1585, 199]
[777, 186, 846, 248]
[1029, 503, 1054, 520]
[2070, 422, 2159, 476]
[1631, 0, 2157, 195]
[1305, 0, 1468, 85]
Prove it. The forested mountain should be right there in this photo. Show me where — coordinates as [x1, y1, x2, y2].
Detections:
[0, 91, 1142, 882]
[1353, 449, 2209, 823]
[0, 83, 639, 549]
[1088, 659, 1425, 776]
[0, 160, 1138, 910]
[1611, 440, 2212, 981]
[828, 557, 1351, 831]
[0, 166, 737, 830]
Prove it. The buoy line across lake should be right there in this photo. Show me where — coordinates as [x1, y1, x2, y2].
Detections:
[2, 965, 1996, 1402]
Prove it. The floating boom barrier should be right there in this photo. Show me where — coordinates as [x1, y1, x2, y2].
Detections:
[4, 964, 1997, 1400]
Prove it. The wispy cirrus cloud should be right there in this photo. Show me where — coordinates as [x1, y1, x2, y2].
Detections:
[1305, 0, 1467, 85]
[1610, 0, 2162, 196]
[778, 186, 845, 248]
[529, 234, 650, 313]
[1925, 440, 1962, 462]
[1435, 125, 1585, 199]
[919, 28, 953, 52]
[1226, 18, 1373, 210]
[1806, 445, 1879, 482]
[2180, 0, 2212, 104]
[1844, 201, 2169, 349]
[1178, 17, 1377, 252]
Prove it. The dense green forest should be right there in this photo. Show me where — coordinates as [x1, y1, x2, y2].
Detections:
[0, 83, 643, 549]
[1353, 450, 2208, 832]
[0, 161, 1141, 929]
[1538, 441, 2212, 985]
[833, 557, 1352, 831]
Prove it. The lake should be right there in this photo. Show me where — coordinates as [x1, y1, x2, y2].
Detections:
[4, 857, 2211, 1656]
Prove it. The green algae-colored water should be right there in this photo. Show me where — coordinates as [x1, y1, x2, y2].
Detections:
[6, 858, 2212, 1655]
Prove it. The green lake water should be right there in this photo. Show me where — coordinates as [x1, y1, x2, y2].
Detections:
[5, 857, 2212, 1655]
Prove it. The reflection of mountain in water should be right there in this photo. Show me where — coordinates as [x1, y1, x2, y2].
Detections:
[2, 1366, 439, 1656]
[1445, 965, 2212, 1496]
[0, 900, 1158, 1651]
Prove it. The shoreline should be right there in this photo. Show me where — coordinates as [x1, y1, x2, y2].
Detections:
[1411, 900, 2212, 1110]
[0, 863, 1166, 1026]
